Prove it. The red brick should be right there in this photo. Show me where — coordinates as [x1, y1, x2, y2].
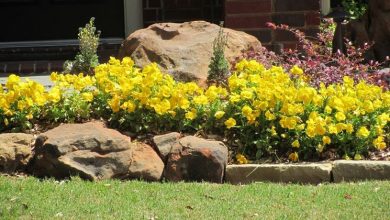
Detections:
[164, 9, 203, 20]
[283, 43, 298, 50]
[225, 15, 271, 29]
[306, 12, 321, 26]
[275, 0, 320, 12]
[263, 44, 273, 51]
[225, 0, 272, 14]
[274, 29, 297, 41]
[303, 28, 320, 38]
[244, 29, 272, 43]
[272, 13, 305, 27]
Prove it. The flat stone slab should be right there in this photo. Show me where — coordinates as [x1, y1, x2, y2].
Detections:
[226, 163, 332, 184]
[333, 160, 390, 182]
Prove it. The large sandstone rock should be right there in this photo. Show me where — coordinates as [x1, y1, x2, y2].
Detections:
[29, 122, 164, 181]
[163, 136, 228, 183]
[0, 133, 34, 173]
[119, 21, 262, 85]
[128, 143, 165, 181]
[225, 163, 332, 184]
[152, 132, 182, 162]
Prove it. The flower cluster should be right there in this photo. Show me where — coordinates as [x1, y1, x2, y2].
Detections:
[1, 57, 388, 163]
[225, 59, 389, 162]
[0, 75, 46, 130]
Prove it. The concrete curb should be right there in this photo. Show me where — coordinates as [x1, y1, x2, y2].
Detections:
[225, 160, 390, 184]
[333, 160, 390, 183]
[225, 163, 332, 184]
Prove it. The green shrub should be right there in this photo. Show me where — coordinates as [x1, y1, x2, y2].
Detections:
[342, 0, 368, 20]
[207, 22, 230, 86]
[63, 17, 101, 75]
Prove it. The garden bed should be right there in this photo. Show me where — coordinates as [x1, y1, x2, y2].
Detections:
[0, 57, 389, 183]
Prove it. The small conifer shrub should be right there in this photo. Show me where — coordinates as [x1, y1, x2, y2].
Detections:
[207, 22, 230, 86]
[63, 17, 101, 74]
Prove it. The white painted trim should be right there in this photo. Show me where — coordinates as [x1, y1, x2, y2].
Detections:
[124, 0, 143, 37]
[320, 0, 331, 16]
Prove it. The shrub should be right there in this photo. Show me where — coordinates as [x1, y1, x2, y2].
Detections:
[63, 17, 101, 75]
[238, 22, 389, 91]
[342, 0, 368, 20]
[207, 22, 230, 86]
[0, 58, 388, 163]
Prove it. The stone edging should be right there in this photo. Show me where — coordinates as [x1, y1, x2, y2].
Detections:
[225, 160, 390, 184]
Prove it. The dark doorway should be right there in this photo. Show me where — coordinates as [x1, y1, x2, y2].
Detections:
[0, 0, 125, 42]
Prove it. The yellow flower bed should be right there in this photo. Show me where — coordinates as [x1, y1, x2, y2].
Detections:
[1, 57, 389, 162]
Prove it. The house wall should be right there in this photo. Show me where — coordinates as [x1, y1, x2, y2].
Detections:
[142, 0, 224, 27]
[225, 0, 321, 50]
[141, 0, 321, 50]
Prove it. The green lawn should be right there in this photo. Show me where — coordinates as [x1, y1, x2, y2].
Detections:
[0, 176, 389, 219]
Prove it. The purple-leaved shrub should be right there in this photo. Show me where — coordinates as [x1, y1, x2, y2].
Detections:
[235, 20, 389, 90]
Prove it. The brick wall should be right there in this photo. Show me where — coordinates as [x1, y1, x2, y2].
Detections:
[225, 0, 321, 50]
[143, 0, 224, 27]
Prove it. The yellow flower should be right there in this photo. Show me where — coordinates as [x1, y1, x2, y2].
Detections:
[185, 108, 197, 120]
[108, 96, 121, 113]
[240, 89, 253, 100]
[336, 123, 347, 133]
[280, 116, 297, 130]
[346, 123, 354, 134]
[290, 65, 303, 75]
[322, 136, 331, 145]
[81, 92, 94, 102]
[335, 112, 346, 121]
[6, 74, 21, 89]
[178, 98, 190, 110]
[343, 154, 351, 160]
[193, 95, 209, 105]
[47, 87, 61, 103]
[373, 136, 386, 150]
[328, 124, 338, 134]
[325, 106, 332, 114]
[354, 154, 363, 160]
[4, 118, 9, 126]
[214, 111, 225, 119]
[26, 113, 33, 120]
[292, 140, 300, 148]
[270, 126, 278, 136]
[242, 105, 253, 117]
[121, 101, 136, 113]
[288, 152, 299, 162]
[236, 153, 248, 164]
[316, 144, 324, 153]
[224, 118, 236, 129]
[265, 110, 276, 121]
[229, 93, 241, 103]
[356, 126, 370, 139]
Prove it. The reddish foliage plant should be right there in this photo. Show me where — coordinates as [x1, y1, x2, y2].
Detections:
[235, 21, 390, 90]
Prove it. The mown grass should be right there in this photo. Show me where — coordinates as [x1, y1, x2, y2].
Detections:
[0, 176, 389, 219]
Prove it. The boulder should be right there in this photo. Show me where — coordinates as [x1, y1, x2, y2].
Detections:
[118, 21, 262, 85]
[29, 122, 164, 181]
[128, 143, 164, 181]
[152, 132, 182, 162]
[163, 136, 228, 183]
[0, 133, 34, 173]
